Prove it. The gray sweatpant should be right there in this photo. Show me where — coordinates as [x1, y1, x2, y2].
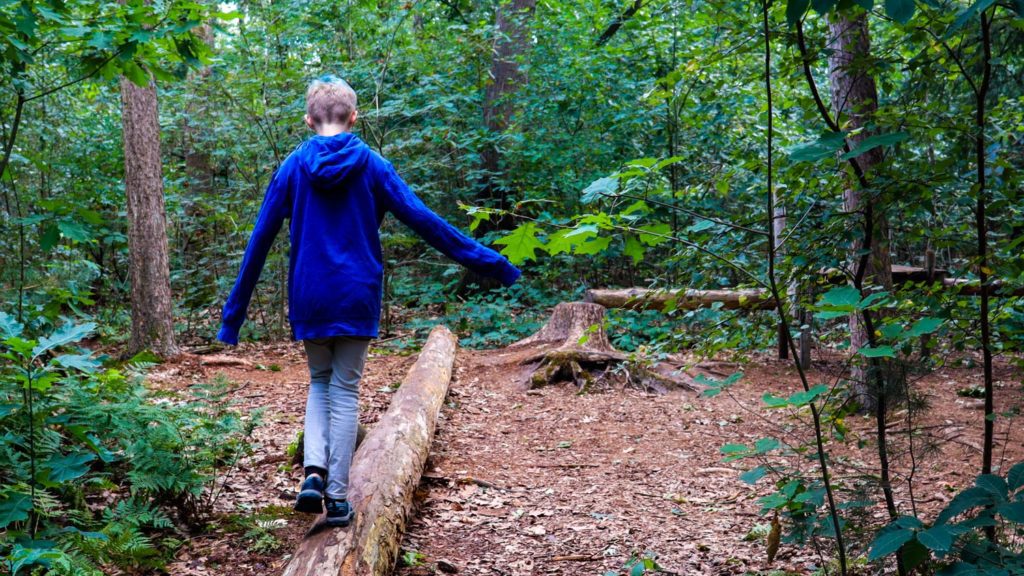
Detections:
[303, 337, 370, 500]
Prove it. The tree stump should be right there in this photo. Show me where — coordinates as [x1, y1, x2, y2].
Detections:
[503, 302, 696, 392]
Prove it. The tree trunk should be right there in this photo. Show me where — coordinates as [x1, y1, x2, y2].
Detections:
[825, 11, 892, 403]
[282, 326, 457, 576]
[183, 25, 215, 196]
[461, 0, 536, 291]
[121, 75, 179, 358]
[480, 0, 536, 206]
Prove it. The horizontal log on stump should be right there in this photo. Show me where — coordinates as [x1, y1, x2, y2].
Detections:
[585, 288, 774, 311]
[942, 278, 1024, 297]
[282, 326, 457, 576]
[821, 267, 1024, 296]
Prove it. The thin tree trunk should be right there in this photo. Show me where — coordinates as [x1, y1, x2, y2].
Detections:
[825, 12, 903, 574]
[762, 7, 846, 572]
[479, 0, 536, 215]
[975, 13, 994, 543]
[184, 25, 215, 196]
[121, 74, 179, 358]
[463, 0, 535, 291]
[825, 11, 893, 403]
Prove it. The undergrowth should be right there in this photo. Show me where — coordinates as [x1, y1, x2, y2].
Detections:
[0, 311, 260, 575]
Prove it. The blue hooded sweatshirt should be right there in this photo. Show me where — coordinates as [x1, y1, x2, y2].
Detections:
[217, 133, 521, 344]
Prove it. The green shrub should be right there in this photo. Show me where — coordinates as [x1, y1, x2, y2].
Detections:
[868, 464, 1024, 574]
[0, 312, 260, 575]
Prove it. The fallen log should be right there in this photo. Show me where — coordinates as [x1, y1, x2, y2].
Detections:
[589, 277, 1024, 313]
[282, 325, 457, 576]
[585, 287, 774, 312]
[821, 267, 1024, 296]
[942, 278, 1024, 297]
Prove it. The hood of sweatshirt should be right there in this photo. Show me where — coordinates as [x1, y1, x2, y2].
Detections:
[302, 133, 371, 191]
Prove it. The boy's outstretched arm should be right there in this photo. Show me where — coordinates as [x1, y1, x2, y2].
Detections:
[217, 170, 291, 345]
[377, 162, 521, 286]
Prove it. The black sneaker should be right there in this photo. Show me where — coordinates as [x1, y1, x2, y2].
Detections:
[324, 498, 354, 527]
[294, 474, 325, 514]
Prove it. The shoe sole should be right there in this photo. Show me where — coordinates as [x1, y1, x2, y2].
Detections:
[294, 489, 324, 514]
[323, 512, 354, 527]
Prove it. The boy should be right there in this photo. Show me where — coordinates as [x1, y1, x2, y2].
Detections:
[217, 75, 520, 526]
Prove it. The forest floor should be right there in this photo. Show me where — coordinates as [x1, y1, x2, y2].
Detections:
[147, 339, 1024, 576]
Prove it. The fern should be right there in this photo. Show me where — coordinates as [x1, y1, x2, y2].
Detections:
[0, 318, 260, 574]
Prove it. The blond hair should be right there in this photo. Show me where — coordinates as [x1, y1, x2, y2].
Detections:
[306, 75, 357, 128]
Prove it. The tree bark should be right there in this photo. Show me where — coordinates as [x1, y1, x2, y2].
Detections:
[282, 326, 457, 576]
[462, 0, 536, 291]
[183, 24, 215, 196]
[121, 75, 179, 358]
[825, 11, 892, 402]
[479, 0, 536, 214]
[826, 15, 904, 566]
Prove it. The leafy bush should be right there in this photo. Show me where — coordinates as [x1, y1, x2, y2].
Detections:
[869, 464, 1024, 575]
[0, 312, 259, 575]
[403, 283, 557, 349]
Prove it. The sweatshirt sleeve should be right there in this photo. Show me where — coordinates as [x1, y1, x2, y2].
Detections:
[377, 162, 521, 287]
[217, 167, 291, 345]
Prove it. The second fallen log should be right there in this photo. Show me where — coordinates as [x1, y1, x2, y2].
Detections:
[585, 287, 774, 311]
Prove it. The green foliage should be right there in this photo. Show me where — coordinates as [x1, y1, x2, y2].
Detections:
[0, 0, 1022, 573]
[0, 312, 259, 574]
[0, 0, 216, 92]
[223, 508, 291, 555]
[603, 550, 664, 575]
[868, 464, 1024, 573]
[399, 549, 426, 567]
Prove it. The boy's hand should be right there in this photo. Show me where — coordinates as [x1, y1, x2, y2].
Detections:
[217, 325, 240, 346]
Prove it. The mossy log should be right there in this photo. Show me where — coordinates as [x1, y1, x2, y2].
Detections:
[505, 302, 697, 392]
[281, 325, 457, 576]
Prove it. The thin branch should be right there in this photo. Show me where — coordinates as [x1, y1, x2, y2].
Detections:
[596, 0, 646, 46]
[766, 6, 848, 573]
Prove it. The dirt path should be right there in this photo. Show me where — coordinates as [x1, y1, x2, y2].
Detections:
[156, 342, 1023, 576]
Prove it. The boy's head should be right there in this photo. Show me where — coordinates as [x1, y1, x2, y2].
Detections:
[304, 75, 358, 135]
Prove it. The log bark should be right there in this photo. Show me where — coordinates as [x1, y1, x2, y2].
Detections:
[121, 74, 179, 358]
[282, 326, 457, 576]
[942, 278, 1024, 297]
[585, 288, 774, 311]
